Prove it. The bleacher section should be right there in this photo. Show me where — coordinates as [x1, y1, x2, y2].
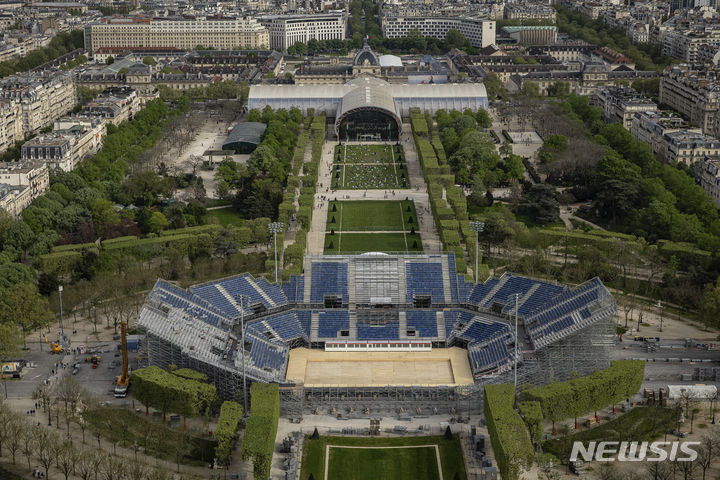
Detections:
[310, 263, 349, 304]
[468, 337, 513, 375]
[467, 278, 499, 305]
[191, 274, 288, 315]
[453, 317, 510, 344]
[245, 332, 288, 372]
[296, 310, 311, 336]
[317, 310, 350, 338]
[282, 276, 304, 303]
[524, 278, 608, 348]
[150, 280, 230, 331]
[256, 278, 288, 306]
[457, 276, 474, 303]
[357, 322, 400, 340]
[247, 312, 306, 342]
[406, 311, 438, 337]
[405, 261, 445, 303]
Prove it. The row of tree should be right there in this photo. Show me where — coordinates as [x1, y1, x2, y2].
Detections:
[0, 30, 84, 78]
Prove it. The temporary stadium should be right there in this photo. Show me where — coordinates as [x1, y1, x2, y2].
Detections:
[136, 253, 617, 416]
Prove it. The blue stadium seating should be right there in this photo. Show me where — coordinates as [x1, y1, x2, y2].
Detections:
[152, 281, 230, 331]
[255, 278, 288, 306]
[296, 310, 311, 336]
[406, 311, 438, 337]
[516, 283, 565, 317]
[444, 310, 460, 335]
[316, 310, 349, 338]
[357, 323, 399, 340]
[447, 254, 459, 303]
[405, 262, 444, 303]
[190, 284, 242, 318]
[467, 278, 499, 306]
[209, 276, 273, 310]
[484, 275, 536, 308]
[263, 312, 305, 340]
[246, 333, 287, 371]
[469, 338, 511, 373]
[310, 263, 348, 303]
[456, 276, 474, 303]
[282, 276, 304, 303]
[458, 319, 509, 343]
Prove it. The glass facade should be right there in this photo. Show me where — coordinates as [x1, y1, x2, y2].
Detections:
[337, 109, 400, 141]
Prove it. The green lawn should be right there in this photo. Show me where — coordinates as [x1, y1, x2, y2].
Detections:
[324, 232, 422, 253]
[204, 207, 243, 227]
[301, 435, 467, 480]
[326, 200, 418, 231]
[543, 407, 679, 460]
[334, 144, 402, 164]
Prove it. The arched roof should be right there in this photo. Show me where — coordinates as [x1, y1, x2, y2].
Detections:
[335, 77, 402, 136]
[354, 43, 379, 66]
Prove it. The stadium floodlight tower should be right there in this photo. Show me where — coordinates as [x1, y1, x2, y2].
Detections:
[268, 222, 284, 284]
[238, 294, 249, 416]
[469, 221, 485, 285]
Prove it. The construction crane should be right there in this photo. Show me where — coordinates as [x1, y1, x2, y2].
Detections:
[114, 321, 130, 398]
[41, 333, 63, 354]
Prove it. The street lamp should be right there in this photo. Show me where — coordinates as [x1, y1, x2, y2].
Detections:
[268, 222, 284, 284]
[58, 285, 64, 338]
[237, 295, 249, 416]
[469, 221, 485, 285]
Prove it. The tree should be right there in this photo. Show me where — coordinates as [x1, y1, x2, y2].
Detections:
[57, 441, 79, 480]
[5, 414, 25, 465]
[20, 427, 35, 472]
[0, 283, 52, 348]
[445, 29, 470, 49]
[699, 278, 720, 329]
[143, 56, 156, 65]
[148, 211, 169, 233]
[106, 56, 114, 64]
[519, 184, 560, 225]
[483, 73, 507, 100]
[76, 451, 103, 480]
[35, 428, 59, 479]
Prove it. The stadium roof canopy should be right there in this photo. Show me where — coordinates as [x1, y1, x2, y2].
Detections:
[222, 122, 266, 154]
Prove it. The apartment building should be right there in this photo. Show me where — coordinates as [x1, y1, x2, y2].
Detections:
[0, 98, 23, 154]
[659, 64, 720, 136]
[265, 14, 346, 52]
[0, 183, 32, 218]
[662, 30, 720, 63]
[0, 71, 76, 135]
[0, 161, 49, 199]
[84, 16, 269, 56]
[594, 86, 657, 130]
[504, 4, 556, 23]
[79, 86, 140, 126]
[661, 130, 720, 165]
[21, 118, 104, 172]
[381, 16, 495, 48]
[695, 157, 720, 208]
[631, 111, 699, 159]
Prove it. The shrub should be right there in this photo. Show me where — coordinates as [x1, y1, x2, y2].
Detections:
[484, 384, 533, 480]
[241, 384, 279, 480]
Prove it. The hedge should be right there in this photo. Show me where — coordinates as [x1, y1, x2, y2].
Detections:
[409, 108, 429, 137]
[521, 360, 645, 424]
[159, 224, 224, 237]
[172, 368, 208, 383]
[214, 401, 243, 465]
[52, 242, 96, 253]
[132, 366, 218, 419]
[484, 384, 534, 480]
[241, 383, 279, 480]
[518, 401, 543, 444]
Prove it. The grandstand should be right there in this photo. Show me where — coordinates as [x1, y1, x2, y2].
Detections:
[137, 253, 617, 415]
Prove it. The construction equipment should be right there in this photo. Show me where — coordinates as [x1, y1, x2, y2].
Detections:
[41, 334, 63, 354]
[85, 354, 101, 368]
[114, 321, 130, 398]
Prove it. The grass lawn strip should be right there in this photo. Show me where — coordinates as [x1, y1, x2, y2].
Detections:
[324, 444, 443, 480]
[302, 435, 465, 480]
[327, 200, 415, 231]
[324, 232, 422, 253]
[399, 202, 408, 251]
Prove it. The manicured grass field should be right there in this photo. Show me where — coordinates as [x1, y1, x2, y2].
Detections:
[542, 407, 679, 459]
[204, 207, 243, 226]
[326, 200, 418, 231]
[324, 232, 422, 253]
[301, 435, 467, 480]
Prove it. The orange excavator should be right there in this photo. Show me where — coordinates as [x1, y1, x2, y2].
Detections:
[114, 321, 130, 398]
